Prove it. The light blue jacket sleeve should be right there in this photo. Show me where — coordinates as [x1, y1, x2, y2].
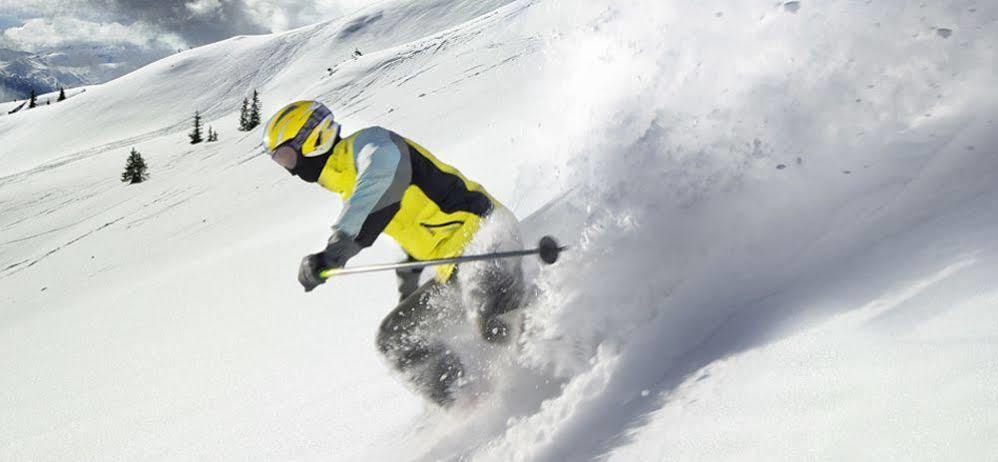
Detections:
[332, 127, 411, 239]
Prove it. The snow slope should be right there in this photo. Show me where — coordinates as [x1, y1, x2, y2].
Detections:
[2, 0, 997, 460]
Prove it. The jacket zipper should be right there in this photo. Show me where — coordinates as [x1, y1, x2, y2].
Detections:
[420, 220, 465, 229]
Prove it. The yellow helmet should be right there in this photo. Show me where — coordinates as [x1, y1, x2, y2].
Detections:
[262, 100, 340, 157]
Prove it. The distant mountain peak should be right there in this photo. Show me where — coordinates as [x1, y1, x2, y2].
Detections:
[0, 45, 172, 103]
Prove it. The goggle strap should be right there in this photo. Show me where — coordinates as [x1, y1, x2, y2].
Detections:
[289, 104, 333, 152]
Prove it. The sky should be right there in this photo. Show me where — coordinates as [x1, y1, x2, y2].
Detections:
[0, 0, 376, 58]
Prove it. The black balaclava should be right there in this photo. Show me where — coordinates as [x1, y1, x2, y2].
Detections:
[287, 134, 340, 183]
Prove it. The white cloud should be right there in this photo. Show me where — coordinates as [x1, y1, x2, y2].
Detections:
[0, 0, 380, 54]
[241, 0, 376, 32]
[3, 17, 187, 52]
[186, 0, 224, 18]
[0, 1, 102, 21]
[241, 0, 325, 32]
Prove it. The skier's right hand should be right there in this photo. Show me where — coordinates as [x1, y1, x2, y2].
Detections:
[298, 253, 327, 292]
[298, 232, 362, 293]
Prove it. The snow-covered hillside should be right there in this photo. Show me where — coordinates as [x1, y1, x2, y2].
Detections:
[2, 0, 997, 461]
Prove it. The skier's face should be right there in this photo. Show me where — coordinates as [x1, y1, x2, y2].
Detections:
[270, 145, 298, 170]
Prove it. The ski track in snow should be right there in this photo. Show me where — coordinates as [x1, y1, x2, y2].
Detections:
[1, 0, 997, 460]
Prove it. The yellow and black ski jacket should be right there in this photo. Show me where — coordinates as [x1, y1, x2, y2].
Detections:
[316, 127, 498, 281]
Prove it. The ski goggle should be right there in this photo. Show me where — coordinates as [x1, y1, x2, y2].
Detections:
[267, 116, 339, 170]
[270, 144, 299, 169]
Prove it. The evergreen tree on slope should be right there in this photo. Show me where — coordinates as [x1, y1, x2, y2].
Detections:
[248, 90, 262, 130]
[238, 98, 250, 131]
[121, 148, 149, 184]
[190, 111, 204, 144]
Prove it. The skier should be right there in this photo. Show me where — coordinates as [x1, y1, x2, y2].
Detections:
[262, 100, 524, 406]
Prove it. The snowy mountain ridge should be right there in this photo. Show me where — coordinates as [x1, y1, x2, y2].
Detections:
[0, 41, 174, 105]
[0, 48, 89, 103]
[1, 0, 997, 461]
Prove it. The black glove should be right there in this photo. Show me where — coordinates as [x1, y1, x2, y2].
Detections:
[298, 253, 326, 292]
[298, 230, 363, 292]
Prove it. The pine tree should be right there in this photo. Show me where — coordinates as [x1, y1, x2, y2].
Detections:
[121, 148, 149, 184]
[189, 111, 203, 144]
[248, 90, 261, 130]
[28, 89, 37, 108]
[57, 87, 66, 102]
[207, 126, 219, 142]
[238, 97, 249, 131]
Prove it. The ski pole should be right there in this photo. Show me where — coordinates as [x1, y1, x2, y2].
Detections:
[320, 236, 566, 279]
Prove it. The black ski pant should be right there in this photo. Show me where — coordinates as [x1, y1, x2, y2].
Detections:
[375, 259, 523, 407]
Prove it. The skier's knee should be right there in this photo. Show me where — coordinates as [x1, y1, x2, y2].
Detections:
[477, 279, 523, 319]
[478, 315, 511, 344]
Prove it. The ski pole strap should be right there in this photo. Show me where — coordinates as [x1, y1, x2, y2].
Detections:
[319, 236, 565, 279]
